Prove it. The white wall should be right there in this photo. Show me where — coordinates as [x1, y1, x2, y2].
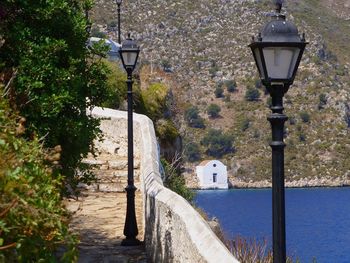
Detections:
[197, 160, 228, 189]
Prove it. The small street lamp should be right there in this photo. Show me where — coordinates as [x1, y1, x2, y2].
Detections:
[119, 34, 141, 246]
[116, 0, 123, 44]
[249, 1, 307, 262]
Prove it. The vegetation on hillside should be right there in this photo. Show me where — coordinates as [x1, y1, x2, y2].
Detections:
[90, 0, 350, 184]
[0, 97, 77, 261]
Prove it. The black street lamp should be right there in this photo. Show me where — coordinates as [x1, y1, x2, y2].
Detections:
[249, 1, 307, 262]
[119, 35, 141, 246]
[116, 0, 123, 44]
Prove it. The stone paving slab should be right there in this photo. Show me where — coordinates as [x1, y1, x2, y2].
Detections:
[65, 191, 146, 263]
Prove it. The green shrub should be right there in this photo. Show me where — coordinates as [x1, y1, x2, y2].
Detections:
[201, 129, 234, 158]
[160, 59, 172, 72]
[107, 20, 117, 28]
[245, 88, 260, 101]
[161, 159, 194, 202]
[207, 104, 221, 118]
[0, 98, 77, 262]
[318, 93, 327, 110]
[209, 65, 219, 78]
[255, 79, 262, 89]
[91, 27, 106, 38]
[215, 86, 224, 98]
[156, 119, 179, 141]
[300, 111, 311, 123]
[184, 106, 205, 128]
[289, 116, 296, 125]
[239, 117, 250, 132]
[100, 60, 127, 109]
[225, 80, 237, 92]
[141, 83, 169, 120]
[185, 142, 201, 162]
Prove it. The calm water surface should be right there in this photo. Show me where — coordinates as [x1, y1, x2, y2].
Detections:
[195, 188, 350, 263]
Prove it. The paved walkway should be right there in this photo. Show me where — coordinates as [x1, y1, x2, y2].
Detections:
[66, 191, 146, 263]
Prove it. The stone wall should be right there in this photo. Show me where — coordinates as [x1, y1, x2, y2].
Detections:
[90, 107, 238, 263]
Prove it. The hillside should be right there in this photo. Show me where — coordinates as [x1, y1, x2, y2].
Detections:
[91, 0, 350, 185]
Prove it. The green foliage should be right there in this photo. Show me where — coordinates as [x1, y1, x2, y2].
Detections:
[201, 129, 234, 158]
[160, 59, 172, 72]
[141, 83, 169, 120]
[90, 27, 106, 38]
[238, 117, 250, 132]
[245, 87, 260, 101]
[185, 142, 201, 162]
[318, 93, 327, 110]
[215, 86, 224, 98]
[0, 0, 111, 189]
[161, 159, 194, 202]
[225, 80, 237, 92]
[107, 20, 117, 28]
[0, 98, 77, 262]
[100, 60, 127, 109]
[255, 79, 262, 89]
[156, 119, 179, 141]
[207, 103, 221, 118]
[184, 106, 205, 128]
[289, 116, 296, 125]
[300, 111, 311, 123]
[209, 65, 219, 78]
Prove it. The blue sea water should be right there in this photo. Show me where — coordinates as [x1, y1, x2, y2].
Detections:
[194, 188, 350, 263]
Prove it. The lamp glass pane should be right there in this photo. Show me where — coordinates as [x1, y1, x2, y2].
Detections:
[263, 47, 300, 79]
[288, 47, 301, 78]
[122, 51, 137, 67]
[253, 48, 265, 79]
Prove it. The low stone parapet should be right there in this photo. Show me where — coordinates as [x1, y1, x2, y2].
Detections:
[139, 121, 238, 262]
[90, 107, 238, 263]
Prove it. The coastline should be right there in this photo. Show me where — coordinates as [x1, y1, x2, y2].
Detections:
[186, 177, 350, 190]
[230, 177, 350, 189]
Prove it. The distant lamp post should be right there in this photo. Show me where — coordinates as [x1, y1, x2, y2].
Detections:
[119, 34, 141, 246]
[249, 1, 307, 262]
[116, 0, 123, 44]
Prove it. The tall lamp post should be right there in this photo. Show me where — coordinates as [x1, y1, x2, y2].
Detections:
[249, 1, 307, 262]
[116, 0, 123, 44]
[119, 35, 141, 246]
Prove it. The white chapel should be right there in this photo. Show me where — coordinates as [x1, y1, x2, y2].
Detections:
[196, 160, 228, 189]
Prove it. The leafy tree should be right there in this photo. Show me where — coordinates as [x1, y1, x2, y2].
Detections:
[184, 106, 205, 128]
[185, 142, 201, 162]
[207, 103, 221, 118]
[245, 87, 260, 101]
[201, 129, 234, 158]
[225, 79, 237, 92]
[0, 0, 110, 188]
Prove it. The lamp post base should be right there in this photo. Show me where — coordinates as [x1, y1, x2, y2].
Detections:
[121, 237, 143, 246]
